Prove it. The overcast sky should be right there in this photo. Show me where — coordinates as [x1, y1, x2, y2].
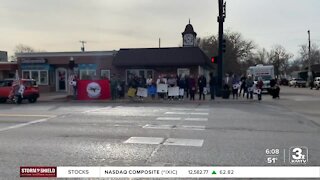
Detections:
[1, 0, 319, 58]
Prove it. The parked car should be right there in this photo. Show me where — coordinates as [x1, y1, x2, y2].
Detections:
[289, 78, 307, 87]
[279, 78, 289, 86]
[314, 77, 320, 90]
[0, 79, 39, 104]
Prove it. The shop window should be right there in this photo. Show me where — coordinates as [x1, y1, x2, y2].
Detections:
[125, 69, 153, 84]
[80, 70, 96, 80]
[22, 70, 48, 85]
[177, 68, 190, 78]
[40, 71, 48, 85]
[31, 71, 39, 83]
[101, 70, 110, 80]
[22, 71, 30, 79]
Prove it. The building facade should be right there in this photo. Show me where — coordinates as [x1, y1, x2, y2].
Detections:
[16, 51, 116, 92]
[14, 22, 214, 93]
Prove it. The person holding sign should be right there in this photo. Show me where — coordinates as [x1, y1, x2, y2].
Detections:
[198, 75, 207, 100]
[246, 75, 254, 99]
[232, 75, 239, 99]
[256, 77, 264, 101]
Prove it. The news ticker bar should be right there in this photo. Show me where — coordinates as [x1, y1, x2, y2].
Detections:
[20, 166, 320, 178]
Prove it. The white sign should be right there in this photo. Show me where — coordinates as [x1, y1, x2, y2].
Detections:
[136, 87, 148, 97]
[86, 82, 101, 99]
[168, 86, 179, 96]
[157, 84, 168, 93]
[179, 88, 184, 96]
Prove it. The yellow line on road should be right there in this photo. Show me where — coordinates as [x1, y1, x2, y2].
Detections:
[0, 114, 53, 118]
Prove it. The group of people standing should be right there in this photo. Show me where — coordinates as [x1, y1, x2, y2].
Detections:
[125, 73, 213, 101]
[111, 73, 281, 101]
[154, 74, 209, 101]
[223, 74, 280, 101]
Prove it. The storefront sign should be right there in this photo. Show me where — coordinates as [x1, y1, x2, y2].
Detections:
[21, 64, 50, 70]
[21, 59, 47, 64]
[77, 80, 110, 100]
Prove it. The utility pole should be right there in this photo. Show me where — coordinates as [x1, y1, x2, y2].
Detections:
[307, 30, 312, 86]
[216, 0, 226, 96]
[80, 40, 87, 52]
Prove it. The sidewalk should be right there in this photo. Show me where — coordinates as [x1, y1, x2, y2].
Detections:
[38, 92, 262, 104]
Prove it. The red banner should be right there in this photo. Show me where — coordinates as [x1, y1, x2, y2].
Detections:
[77, 80, 111, 100]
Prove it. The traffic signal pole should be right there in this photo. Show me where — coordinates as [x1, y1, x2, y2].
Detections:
[216, 0, 225, 97]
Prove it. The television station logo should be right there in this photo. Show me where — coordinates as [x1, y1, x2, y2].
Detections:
[289, 146, 308, 165]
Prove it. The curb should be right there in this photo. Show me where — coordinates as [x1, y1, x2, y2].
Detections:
[38, 98, 260, 104]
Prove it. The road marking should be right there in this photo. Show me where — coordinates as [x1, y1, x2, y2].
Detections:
[143, 124, 173, 129]
[0, 116, 55, 132]
[0, 114, 53, 118]
[189, 112, 209, 115]
[164, 112, 186, 115]
[194, 108, 210, 111]
[156, 117, 181, 121]
[165, 112, 209, 115]
[124, 137, 164, 145]
[177, 125, 205, 131]
[82, 106, 112, 113]
[184, 117, 208, 121]
[124, 137, 204, 147]
[143, 124, 205, 131]
[163, 138, 204, 147]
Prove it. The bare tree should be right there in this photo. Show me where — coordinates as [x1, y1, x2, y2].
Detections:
[253, 48, 269, 65]
[297, 43, 320, 67]
[14, 44, 35, 54]
[198, 31, 256, 75]
[268, 45, 293, 77]
[10, 44, 42, 61]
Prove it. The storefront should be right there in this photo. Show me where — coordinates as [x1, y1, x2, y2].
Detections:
[0, 62, 17, 80]
[113, 47, 214, 84]
[16, 51, 116, 93]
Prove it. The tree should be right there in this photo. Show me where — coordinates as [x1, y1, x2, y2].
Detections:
[198, 31, 256, 75]
[252, 48, 269, 65]
[297, 43, 320, 68]
[10, 44, 37, 61]
[14, 44, 35, 54]
[268, 45, 293, 77]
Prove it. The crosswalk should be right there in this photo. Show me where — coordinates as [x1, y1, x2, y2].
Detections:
[83, 106, 210, 148]
[124, 107, 209, 148]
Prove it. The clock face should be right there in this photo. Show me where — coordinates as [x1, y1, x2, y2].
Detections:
[184, 34, 194, 46]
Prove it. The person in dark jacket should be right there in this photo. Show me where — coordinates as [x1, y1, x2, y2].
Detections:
[256, 77, 264, 101]
[188, 75, 196, 100]
[185, 75, 190, 98]
[198, 75, 207, 100]
[209, 73, 216, 100]
[178, 75, 186, 100]
[239, 75, 247, 97]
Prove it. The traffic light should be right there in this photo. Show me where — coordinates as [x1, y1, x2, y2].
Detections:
[211, 56, 219, 64]
[222, 39, 226, 52]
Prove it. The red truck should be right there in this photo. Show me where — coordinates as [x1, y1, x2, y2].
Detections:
[0, 79, 39, 104]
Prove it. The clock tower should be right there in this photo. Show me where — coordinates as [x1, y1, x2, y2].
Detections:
[182, 20, 197, 47]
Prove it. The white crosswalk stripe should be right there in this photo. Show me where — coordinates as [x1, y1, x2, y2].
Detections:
[143, 124, 205, 131]
[124, 137, 204, 147]
[156, 117, 182, 120]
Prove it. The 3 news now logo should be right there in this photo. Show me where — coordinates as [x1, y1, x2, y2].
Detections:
[289, 147, 308, 165]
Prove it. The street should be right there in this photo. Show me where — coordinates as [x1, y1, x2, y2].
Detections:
[0, 86, 320, 179]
